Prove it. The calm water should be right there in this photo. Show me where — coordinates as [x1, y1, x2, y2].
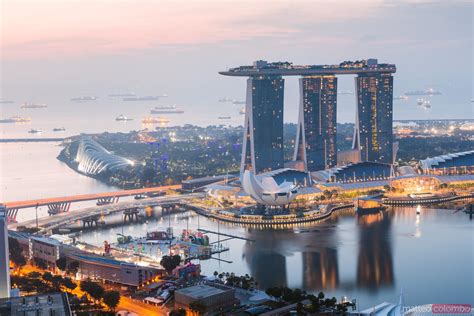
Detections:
[1, 142, 473, 309]
[1, 91, 470, 139]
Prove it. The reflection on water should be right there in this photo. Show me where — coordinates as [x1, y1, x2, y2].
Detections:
[356, 211, 394, 291]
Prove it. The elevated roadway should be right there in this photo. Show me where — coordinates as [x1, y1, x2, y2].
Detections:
[3, 184, 181, 221]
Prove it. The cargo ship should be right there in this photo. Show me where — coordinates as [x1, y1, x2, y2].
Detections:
[0, 99, 14, 104]
[0, 116, 31, 123]
[150, 105, 184, 114]
[405, 88, 442, 96]
[218, 116, 231, 120]
[28, 129, 43, 134]
[52, 127, 66, 132]
[124, 94, 167, 101]
[21, 102, 47, 109]
[108, 93, 136, 98]
[70, 96, 98, 102]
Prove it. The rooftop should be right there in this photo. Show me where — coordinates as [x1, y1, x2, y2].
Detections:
[176, 284, 230, 299]
[219, 59, 396, 77]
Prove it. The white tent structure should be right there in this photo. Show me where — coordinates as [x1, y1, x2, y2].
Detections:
[241, 170, 298, 206]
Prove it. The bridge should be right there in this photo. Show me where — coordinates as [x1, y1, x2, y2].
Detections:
[3, 184, 181, 222]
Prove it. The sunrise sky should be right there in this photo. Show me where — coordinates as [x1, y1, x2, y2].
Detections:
[1, 0, 472, 121]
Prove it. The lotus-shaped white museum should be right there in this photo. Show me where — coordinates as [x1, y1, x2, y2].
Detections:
[241, 170, 299, 206]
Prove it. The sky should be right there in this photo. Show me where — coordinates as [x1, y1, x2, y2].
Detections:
[1, 0, 473, 124]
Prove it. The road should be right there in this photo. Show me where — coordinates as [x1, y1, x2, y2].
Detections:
[8, 192, 203, 233]
[119, 297, 167, 315]
[4, 184, 182, 209]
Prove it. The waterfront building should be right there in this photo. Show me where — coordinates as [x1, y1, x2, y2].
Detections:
[295, 76, 338, 171]
[241, 170, 298, 206]
[353, 71, 394, 163]
[0, 204, 10, 298]
[241, 74, 285, 174]
[312, 161, 393, 183]
[420, 150, 474, 175]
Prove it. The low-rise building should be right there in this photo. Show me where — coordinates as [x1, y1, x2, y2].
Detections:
[175, 282, 239, 314]
[0, 293, 71, 315]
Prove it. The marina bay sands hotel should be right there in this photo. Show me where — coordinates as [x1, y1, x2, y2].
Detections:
[219, 59, 396, 174]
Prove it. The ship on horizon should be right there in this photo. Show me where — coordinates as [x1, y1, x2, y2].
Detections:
[116, 114, 133, 121]
[124, 94, 168, 101]
[21, 102, 47, 109]
[0, 99, 15, 104]
[71, 96, 98, 102]
[417, 98, 431, 109]
[393, 95, 409, 100]
[53, 127, 66, 132]
[218, 97, 233, 102]
[405, 88, 442, 96]
[150, 105, 184, 114]
[108, 92, 136, 98]
[0, 116, 31, 123]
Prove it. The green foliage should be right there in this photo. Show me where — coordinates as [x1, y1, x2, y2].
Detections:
[102, 290, 120, 311]
[8, 237, 26, 269]
[55, 257, 67, 271]
[67, 261, 80, 275]
[160, 255, 181, 274]
[80, 279, 105, 302]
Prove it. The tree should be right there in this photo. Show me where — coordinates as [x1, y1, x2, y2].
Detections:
[67, 261, 80, 275]
[27, 271, 42, 279]
[102, 290, 120, 311]
[61, 277, 77, 292]
[80, 279, 105, 302]
[169, 308, 186, 316]
[9, 237, 26, 271]
[56, 257, 67, 272]
[42, 272, 53, 283]
[189, 300, 207, 315]
[160, 255, 181, 274]
[51, 275, 64, 290]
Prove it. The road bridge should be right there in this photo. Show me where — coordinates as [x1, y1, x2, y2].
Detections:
[3, 184, 181, 221]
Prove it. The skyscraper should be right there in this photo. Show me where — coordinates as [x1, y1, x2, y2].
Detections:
[353, 72, 394, 163]
[294, 76, 337, 171]
[0, 204, 10, 298]
[241, 75, 285, 174]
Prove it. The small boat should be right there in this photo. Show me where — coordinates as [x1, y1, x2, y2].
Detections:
[28, 129, 43, 134]
[116, 114, 133, 121]
[52, 127, 66, 132]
